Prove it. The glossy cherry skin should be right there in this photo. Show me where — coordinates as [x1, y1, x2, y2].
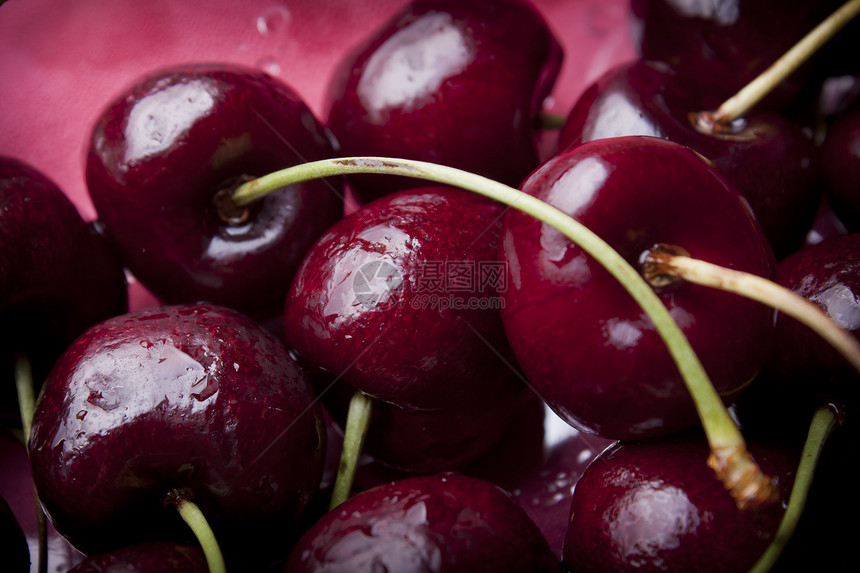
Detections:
[500, 136, 776, 440]
[1, 155, 128, 415]
[562, 434, 794, 573]
[741, 233, 860, 428]
[284, 473, 561, 572]
[68, 542, 207, 573]
[324, 0, 562, 202]
[28, 303, 326, 566]
[284, 187, 532, 472]
[85, 64, 343, 316]
[821, 108, 860, 231]
[628, 0, 850, 113]
[559, 59, 821, 258]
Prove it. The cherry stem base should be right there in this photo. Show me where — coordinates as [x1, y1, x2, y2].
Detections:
[166, 490, 226, 573]
[330, 391, 373, 510]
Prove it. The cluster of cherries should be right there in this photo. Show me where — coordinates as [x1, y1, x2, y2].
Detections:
[2, 0, 860, 571]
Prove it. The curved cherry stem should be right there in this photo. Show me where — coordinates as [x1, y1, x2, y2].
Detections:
[748, 405, 840, 573]
[166, 490, 226, 573]
[14, 352, 48, 573]
[231, 156, 775, 509]
[698, 0, 860, 127]
[330, 391, 373, 510]
[643, 248, 860, 378]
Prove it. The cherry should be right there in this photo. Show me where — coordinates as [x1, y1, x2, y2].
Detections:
[1, 494, 30, 573]
[84, 64, 343, 316]
[741, 233, 860, 426]
[628, 0, 853, 114]
[284, 472, 561, 572]
[558, 59, 821, 258]
[1, 155, 128, 416]
[284, 186, 532, 475]
[324, 0, 562, 202]
[820, 107, 860, 231]
[500, 136, 776, 440]
[28, 302, 326, 567]
[562, 433, 795, 573]
[68, 542, 207, 573]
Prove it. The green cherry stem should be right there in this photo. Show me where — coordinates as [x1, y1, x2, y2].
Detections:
[748, 404, 840, 573]
[231, 156, 775, 509]
[700, 0, 860, 128]
[14, 352, 48, 573]
[166, 490, 227, 573]
[643, 248, 860, 377]
[14, 352, 36, 443]
[330, 391, 373, 510]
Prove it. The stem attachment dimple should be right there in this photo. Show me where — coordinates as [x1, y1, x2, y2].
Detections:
[641, 243, 690, 288]
[213, 175, 256, 225]
[165, 489, 227, 573]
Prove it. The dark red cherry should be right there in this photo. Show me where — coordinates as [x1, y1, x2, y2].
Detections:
[559, 59, 821, 258]
[500, 136, 776, 440]
[628, 0, 850, 113]
[68, 542, 207, 573]
[1, 155, 127, 415]
[284, 472, 561, 572]
[85, 64, 343, 316]
[1, 494, 30, 573]
[324, 0, 562, 202]
[28, 303, 326, 567]
[562, 434, 794, 573]
[821, 107, 860, 231]
[748, 233, 860, 420]
[284, 187, 532, 472]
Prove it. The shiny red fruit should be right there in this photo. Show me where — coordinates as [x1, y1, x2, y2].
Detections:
[559, 59, 821, 258]
[1, 155, 127, 414]
[284, 187, 531, 472]
[85, 64, 343, 316]
[29, 303, 326, 567]
[325, 0, 562, 202]
[501, 136, 776, 440]
[563, 434, 794, 573]
[285, 473, 561, 572]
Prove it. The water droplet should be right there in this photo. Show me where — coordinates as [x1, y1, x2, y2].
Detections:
[256, 6, 291, 35]
[256, 56, 281, 76]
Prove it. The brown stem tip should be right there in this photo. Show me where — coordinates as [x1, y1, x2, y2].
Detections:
[708, 446, 779, 511]
[214, 175, 256, 225]
[641, 243, 690, 287]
